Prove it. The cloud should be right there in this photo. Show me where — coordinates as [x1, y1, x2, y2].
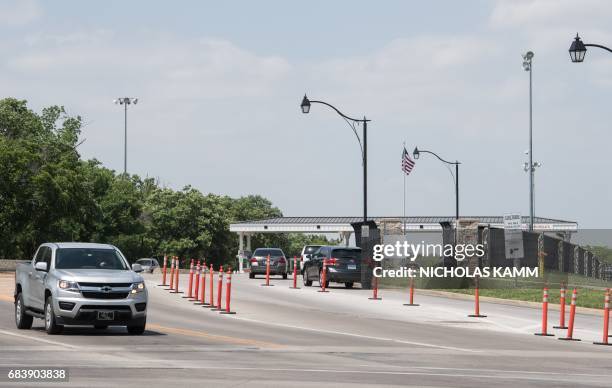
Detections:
[489, 0, 612, 30]
[307, 35, 505, 136]
[6, 32, 291, 100]
[0, 0, 41, 26]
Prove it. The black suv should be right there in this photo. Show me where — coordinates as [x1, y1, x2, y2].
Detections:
[303, 246, 361, 288]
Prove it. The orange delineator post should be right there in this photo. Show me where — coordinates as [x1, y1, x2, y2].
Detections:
[220, 271, 236, 315]
[468, 282, 486, 317]
[535, 287, 554, 336]
[212, 266, 224, 311]
[209, 264, 214, 306]
[559, 289, 580, 341]
[167, 257, 175, 290]
[172, 258, 182, 293]
[261, 255, 273, 287]
[553, 286, 568, 329]
[203, 264, 215, 308]
[290, 256, 300, 289]
[318, 258, 329, 293]
[192, 260, 201, 301]
[608, 288, 611, 338]
[368, 271, 381, 300]
[196, 262, 208, 305]
[183, 259, 195, 298]
[403, 276, 419, 306]
[159, 255, 168, 286]
[593, 291, 611, 345]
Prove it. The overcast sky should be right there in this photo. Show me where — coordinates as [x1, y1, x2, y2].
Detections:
[3, 0, 612, 227]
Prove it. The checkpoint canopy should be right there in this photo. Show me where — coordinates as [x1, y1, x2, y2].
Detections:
[229, 216, 578, 272]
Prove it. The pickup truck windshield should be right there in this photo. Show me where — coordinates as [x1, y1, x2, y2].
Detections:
[55, 248, 129, 270]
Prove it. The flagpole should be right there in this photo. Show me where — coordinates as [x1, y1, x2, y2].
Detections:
[403, 142, 406, 236]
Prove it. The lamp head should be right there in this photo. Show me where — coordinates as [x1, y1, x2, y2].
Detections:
[412, 147, 420, 160]
[522, 51, 533, 71]
[300, 94, 311, 114]
[569, 33, 587, 63]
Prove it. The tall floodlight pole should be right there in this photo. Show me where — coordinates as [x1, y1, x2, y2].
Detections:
[114, 97, 139, 174]
[523, 159, 542, 220]
[522, 51, 534, 232]
[301, 95, 369, 223]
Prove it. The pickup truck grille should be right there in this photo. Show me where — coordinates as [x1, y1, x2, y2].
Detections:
[78, 282, 132, 288]
[81, 292, 129, 299]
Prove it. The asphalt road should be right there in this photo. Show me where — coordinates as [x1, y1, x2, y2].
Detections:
[0, 271, 611, 387]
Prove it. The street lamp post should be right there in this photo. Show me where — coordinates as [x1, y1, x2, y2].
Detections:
[114, 97, 139, 174]
[522, 51, 535, 232]
[412, 147, 460, 221]
[300, 95, 369, 223]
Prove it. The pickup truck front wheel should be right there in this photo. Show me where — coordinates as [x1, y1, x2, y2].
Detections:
[127, 318, 146, 335]
[15, 293, 33, 330]
[44, 297, 63, 335]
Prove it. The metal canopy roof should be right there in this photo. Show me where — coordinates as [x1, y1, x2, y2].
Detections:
[229, 216, 578, 233]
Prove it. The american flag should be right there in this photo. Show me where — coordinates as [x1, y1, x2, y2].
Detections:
[402, 147, 415, 175]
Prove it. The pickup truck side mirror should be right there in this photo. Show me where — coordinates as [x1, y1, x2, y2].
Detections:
[34, 262, 48, 271]
[132, 263, 143, 273]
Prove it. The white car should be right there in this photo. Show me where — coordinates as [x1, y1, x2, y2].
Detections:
[135, 258, 160, 274]
[300, 245, 323, 273]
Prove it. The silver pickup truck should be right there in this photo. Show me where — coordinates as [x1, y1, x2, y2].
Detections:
[14, 242, 148, 335]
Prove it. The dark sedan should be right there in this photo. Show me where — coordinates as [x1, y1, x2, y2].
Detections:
[303, 246, 361, 288]
[249, 248, 288, 279]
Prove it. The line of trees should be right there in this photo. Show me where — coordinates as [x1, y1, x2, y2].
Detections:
[0, 98, 331, 266]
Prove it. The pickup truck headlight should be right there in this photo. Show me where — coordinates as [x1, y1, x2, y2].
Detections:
[131, 282, 145, 294]
[58, 280, 79, 292]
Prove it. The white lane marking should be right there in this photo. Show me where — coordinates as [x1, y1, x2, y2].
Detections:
[0, 329, 80, 349]
[351, 364, 612, 377]
[231, 316, 478, 353]
[190, 366, 612, 382]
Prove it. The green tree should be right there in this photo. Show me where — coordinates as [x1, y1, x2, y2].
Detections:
[584, 246, 612, 264]
[0, 99, 89, 258]
[0, 97, 303, 268]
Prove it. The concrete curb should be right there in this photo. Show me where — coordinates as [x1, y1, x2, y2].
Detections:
[417, 289, 602, 316]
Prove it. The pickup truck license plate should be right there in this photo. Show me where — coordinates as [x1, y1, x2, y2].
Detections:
[347, 264, 357, 270]
[97, 311, 114, 320]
